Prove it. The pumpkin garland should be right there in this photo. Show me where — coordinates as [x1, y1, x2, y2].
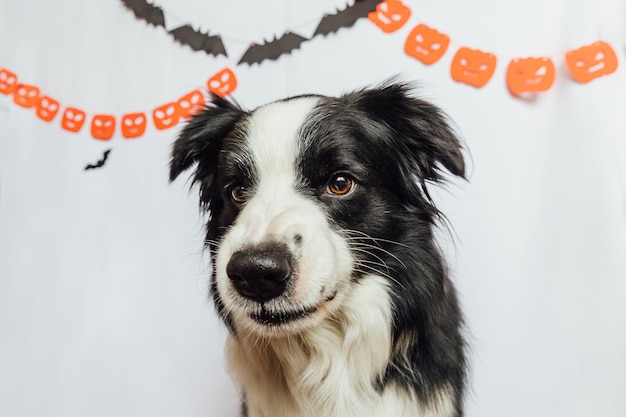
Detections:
[370, 0, 620, 94]
[0, 67, 238, 140]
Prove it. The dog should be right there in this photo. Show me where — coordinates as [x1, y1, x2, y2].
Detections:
[169, 81, 468, 417]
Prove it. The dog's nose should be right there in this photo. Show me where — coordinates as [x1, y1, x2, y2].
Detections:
[226, 245, 292, 300]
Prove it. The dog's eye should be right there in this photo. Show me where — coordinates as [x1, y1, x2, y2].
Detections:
[326, 174, 355, 196]
[230, 185, 247, 204]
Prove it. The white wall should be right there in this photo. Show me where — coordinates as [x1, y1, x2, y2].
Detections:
[1, 1, 625, 416]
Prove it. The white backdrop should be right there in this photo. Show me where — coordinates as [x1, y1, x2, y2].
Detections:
[1, 1, 625, 416]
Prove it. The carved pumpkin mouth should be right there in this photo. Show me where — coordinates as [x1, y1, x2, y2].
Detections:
[586, 61, 605, 73]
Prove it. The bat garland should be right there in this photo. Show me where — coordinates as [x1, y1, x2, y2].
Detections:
[120, 0, 381, 64]
[121, 0, 226, 57]
[238, 0, 380, 65]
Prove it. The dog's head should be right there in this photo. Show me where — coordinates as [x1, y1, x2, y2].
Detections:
[170, 82, 465, 337]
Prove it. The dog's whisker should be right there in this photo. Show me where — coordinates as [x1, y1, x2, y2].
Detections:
[348, 247, 392, 274]
[348, 242, 409, 271]
[342, 229, 411, 249]
[353, 264, 409, 293]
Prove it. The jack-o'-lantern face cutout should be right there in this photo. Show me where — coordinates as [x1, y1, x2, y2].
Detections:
[404, 24, 450, 65]
[207, 68, 237, 97]
[13, 84, 40, 108]
[61, 107, 86, 133]
[451, 47, 497, 88]
[565, 41, 618, 83]
[152, 102, 180, 130]
[506, 57, 555, 95]
[0, 69, 18, 95]
[91, 114, 116, 140]
[121, 112, 147, 138]
[177, 89, 205, 119]
[36, 96, 60, 122]
[368, 0, 411, 33]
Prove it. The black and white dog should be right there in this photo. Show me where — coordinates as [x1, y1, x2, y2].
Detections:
[170, 82, 467, 417]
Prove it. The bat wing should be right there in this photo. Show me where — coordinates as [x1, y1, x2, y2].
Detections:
[238, 32, 307, 65]
[313, 0, 381, 37]
[168, 25, 227, 57]
[121, 0, 165, 27]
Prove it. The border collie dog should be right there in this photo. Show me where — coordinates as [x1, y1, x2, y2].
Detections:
[169, 82, 467, 417]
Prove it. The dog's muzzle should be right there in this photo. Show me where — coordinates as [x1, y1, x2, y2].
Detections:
[226, 243, 292, 301]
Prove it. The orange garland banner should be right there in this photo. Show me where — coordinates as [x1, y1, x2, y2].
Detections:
[0, 67, 237, 140]
[370, 0, 620, 93]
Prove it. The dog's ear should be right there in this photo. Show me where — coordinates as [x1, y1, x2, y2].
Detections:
[169, 93, 245, 184]
[354, 82, 465, 182]
[347, 82, 466, 217]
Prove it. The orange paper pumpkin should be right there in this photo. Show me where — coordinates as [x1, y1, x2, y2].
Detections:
[91, 114, 116, 140]
[152, 102, 180, 130]
[565, 41, 618, 83]
[36, 96, 60, 122]
[177, 89, 205, 119]
[451, 47, 497, 88]
[121, 112, 147, 138]
[506, 57, 555, 95]
[0, 68, 18, 95]
[207, 68, 237, 97]
[61, 107, 86, 133]
[404, 24, 450, 65]
[13, 84, 40, 108]
[368, 0, 411, 33]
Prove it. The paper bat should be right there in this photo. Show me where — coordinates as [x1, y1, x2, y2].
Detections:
[313, 0, 381, 37]
[238, 32, 307, 65]
[168, 25, 227, 57]
[84, 149, 111, 171]
[121, 0, 165, 27]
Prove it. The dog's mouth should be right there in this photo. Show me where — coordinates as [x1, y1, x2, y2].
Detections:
[249, 305, 318, 326]
[247, 291, 337, 327]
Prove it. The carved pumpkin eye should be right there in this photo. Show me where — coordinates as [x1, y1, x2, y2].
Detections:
[230, 184, 247, 204]
[326, 174, 356, 196]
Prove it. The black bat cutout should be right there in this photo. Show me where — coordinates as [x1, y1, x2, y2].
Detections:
[85, 149, 111, 171]
[238, 32, 307, 65]
[237, 1, 382, 65]
[120, 0, 383, 64]
[313, 0, 381, 37]
[121, 0, 165, 27]
[169, 25, 227, 57]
